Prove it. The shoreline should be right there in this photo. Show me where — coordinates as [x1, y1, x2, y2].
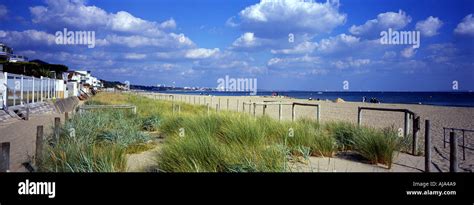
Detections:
[141, 90, 474, 108]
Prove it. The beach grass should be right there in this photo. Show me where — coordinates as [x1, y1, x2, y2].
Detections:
[40, 92, 404, 172]
[353, 127, 401, 168]
[38, 109, 152, 172]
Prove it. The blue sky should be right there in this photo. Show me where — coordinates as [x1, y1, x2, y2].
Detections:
[0, 0, 473, 91]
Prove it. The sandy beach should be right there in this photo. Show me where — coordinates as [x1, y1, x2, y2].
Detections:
[139, 92, 474, 172]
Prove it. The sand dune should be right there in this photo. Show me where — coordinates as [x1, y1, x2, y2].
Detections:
[140, 92, 474, 172]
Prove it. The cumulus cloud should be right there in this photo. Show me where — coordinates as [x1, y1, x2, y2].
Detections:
[159, 19, 177, 30]
[268, 55, 321, 69]
[185, 48, 220, 59]
[0, 29, 56, 47]
[230, 32, 273, 51]
[454, 14, 474, 36]
[349, 10, 412, 38]
[108, 11, 157, 33]
[30, 0, 109, 28]
[415, 16, 443, 37]
[271, 41, 318, 55]
[29, 0, 180, 37]
[332, 58, 371, 69]
[238, 0, 346, 38]
[316, 34, 360, 54]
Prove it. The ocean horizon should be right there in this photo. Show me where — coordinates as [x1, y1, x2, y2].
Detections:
[155, 90, 474, 107]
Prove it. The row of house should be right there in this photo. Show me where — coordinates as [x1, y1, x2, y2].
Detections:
[66, 70, 103, 96]
[1, 42, 103, 100]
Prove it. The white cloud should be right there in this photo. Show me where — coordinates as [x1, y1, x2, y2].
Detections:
[238, 0, 346, 38]
[124, 53, 147, 60]
[185, 48, 220, 59]
[454, 14, 474, 36]
[332, 58, 370, 69]
[105, 34, 194, 48]
[267, 55, 327, 77]
[30, 0, 109, 28]
[316, 34, 360, 53]
[0, 29, 56, 47]
[160, 19, 177, 30]
[349, 10, 411, 38]
[29, 0, 176, 36]
[231, 32, 273, 50]
[108, 11, 156, 32]
[401, 47, 417, 58]
[267, 55, 321, 69]
[415, 16, 443, 37]
[271, 41, 317, 54]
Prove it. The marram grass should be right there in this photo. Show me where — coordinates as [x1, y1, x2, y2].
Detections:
[40, 92, 403, 172]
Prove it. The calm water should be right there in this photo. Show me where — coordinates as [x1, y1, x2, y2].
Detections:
[154, 90, 474, 107]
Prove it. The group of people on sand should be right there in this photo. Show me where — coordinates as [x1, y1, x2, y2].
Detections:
[362, 96, 380, 103]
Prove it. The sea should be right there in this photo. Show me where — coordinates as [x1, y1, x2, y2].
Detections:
[154, 90, 474, 107]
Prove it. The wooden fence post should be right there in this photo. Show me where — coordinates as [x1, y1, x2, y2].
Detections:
[26, 105, 30, 121]
[450, 131, 458, 172]
[404, 112, 409, 137]
[36, 126, 44, 163]
[412, 116, 419, 155]
[424, 120, 431, 172]
[316, 105, 320, 123]
[253, 103, 256, 117]
[357, 107, 362, 126]
[54, 117, 60, 143]
[0, 142, 10, 172]
[292, 104, 295, 122]
[279, 103, 282, 121]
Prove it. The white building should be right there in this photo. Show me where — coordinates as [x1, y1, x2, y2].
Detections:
[65, 70, 103, 96]
[8, 55, 28, 63]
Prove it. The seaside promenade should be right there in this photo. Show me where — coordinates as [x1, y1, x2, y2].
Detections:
[0, 113, 65, 172]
